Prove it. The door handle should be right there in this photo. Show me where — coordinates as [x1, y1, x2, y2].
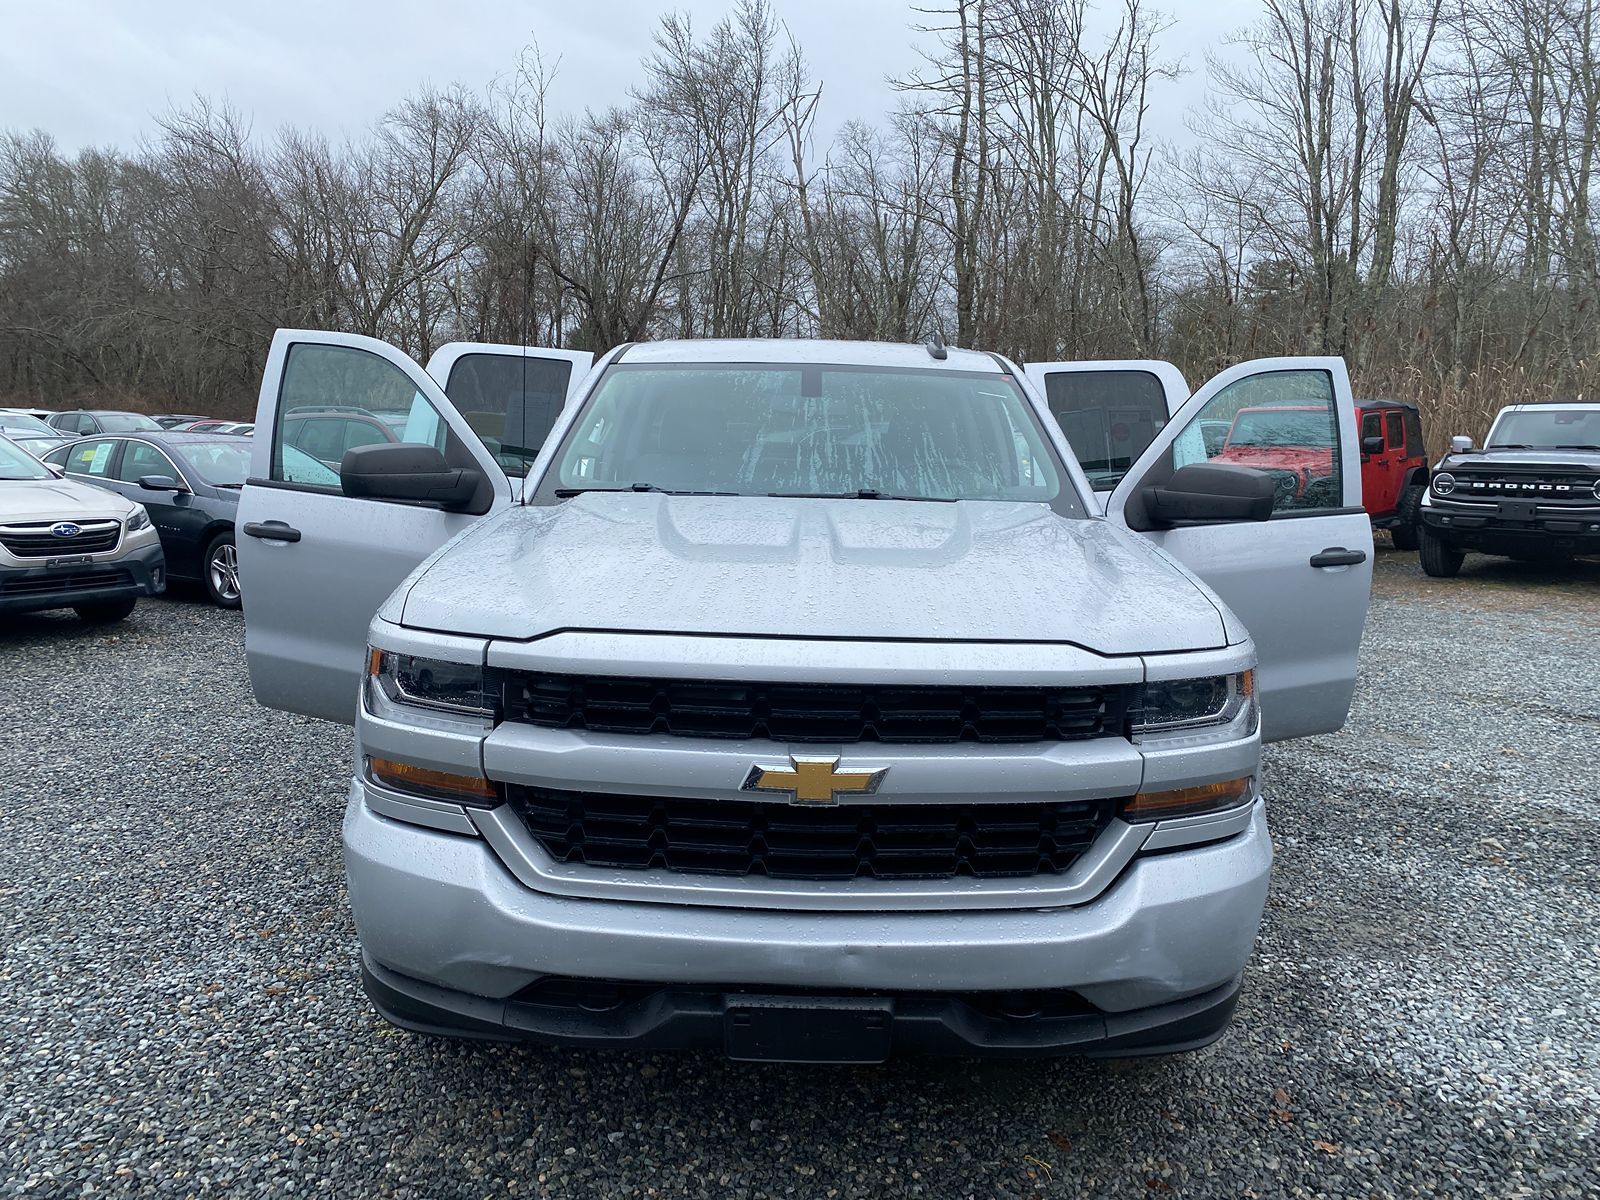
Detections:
[243, 521, 302, 543]
[1310, 547, 1367, 568]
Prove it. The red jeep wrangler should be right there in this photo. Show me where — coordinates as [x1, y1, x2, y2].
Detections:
[1210, 399, 1429, 548]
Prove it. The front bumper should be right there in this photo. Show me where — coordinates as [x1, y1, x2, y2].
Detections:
[0, 541, 166, 614]
[362, 956, 1244, 1060]
[1422, 501, 1600, 553]
[344, 791, 1272, 1052]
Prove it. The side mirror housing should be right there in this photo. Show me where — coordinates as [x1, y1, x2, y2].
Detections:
[1360, 435, 1385, 456]
[340, 443, 483, 510]
[45, 462, 65, 477]
[138, 474, 184, 492]
[1450, 435, 1474, 453]
[1142, 463, 1277, 526]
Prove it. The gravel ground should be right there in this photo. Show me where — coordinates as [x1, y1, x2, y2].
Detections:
[2, 551, 1597, 1198]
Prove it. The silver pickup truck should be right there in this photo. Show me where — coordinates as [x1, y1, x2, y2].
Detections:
[237, 334, 1371, 1061]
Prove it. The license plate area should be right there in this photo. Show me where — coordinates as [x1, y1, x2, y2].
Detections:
[46, 555, 93, 568]
[724, 995, 893, 1063]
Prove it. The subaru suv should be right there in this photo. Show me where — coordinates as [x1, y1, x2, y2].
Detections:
[238, 332, 1371, 1061]
[0, 434, 166, 621]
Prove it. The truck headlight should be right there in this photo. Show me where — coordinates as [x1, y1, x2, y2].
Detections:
[125, 504, 151, 532]
[367, 648, 494, 716]
[1133, 670, 1254, 736]
[1431, 472, 1456, 496]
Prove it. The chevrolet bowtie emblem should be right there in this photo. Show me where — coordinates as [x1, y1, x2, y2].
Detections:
[742, 754, 888, 806]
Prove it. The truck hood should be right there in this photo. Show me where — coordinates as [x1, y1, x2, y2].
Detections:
[1441, 447, 1600, 470]
[0, 476, 137, 522]
[397, 494, 1227, 655]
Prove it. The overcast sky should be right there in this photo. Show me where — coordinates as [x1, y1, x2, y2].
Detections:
[1, 0, 1258, 154]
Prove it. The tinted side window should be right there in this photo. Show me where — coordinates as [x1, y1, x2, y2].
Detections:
[272, 343, 477, 503]
[444, 353, 575, 479]
[1404, 411, 1425, 457]
[1385, 411, 1405, 449]
[1041, 370, 1168, 491]
[1361, 412, 1382, 441]
[116, 440, 177, 483]
[1172, 370, 1343, 515]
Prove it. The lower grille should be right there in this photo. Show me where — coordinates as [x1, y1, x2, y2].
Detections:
[0, 567, 131, 597]
[0, 519, 121, 557]
[506, 785, 1121, 881]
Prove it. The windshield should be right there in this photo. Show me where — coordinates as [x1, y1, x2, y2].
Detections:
[98, 412, 161, 432]
[540, 363, 1076, 511]
[0, 436, 51, 480]
[178, 440, 254, 486]
[0, 413, 57, 436]
[1225, 408, 1336, 449]
[1488, 408, 1600, 449]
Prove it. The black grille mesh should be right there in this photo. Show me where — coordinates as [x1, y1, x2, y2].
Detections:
[0, 521, 120, 557]
[497, 672, 1128, 745]
[507, 786, 1120, 881]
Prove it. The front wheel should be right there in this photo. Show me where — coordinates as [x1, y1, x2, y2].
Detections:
[73, 596, 138, 623]
[204, 530, 242, 609]
[1389, 485, 1423, 551]
[1418, 527, 1465, 578]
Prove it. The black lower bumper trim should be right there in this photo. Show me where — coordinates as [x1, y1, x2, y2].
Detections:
[1421, 509, 1600, 554]
[0, 543, 166, 614]
[360, 957, 1242, 1061]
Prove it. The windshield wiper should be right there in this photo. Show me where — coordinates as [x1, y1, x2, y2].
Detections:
[767, 489, 957, 503]
[1547, 444, 1600, 451]
[554, 483, 737, 497]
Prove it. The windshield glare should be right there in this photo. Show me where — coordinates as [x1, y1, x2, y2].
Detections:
[0, 414, 57, 436]
[98, 413, 161, 432]
[180, 440, 253, 486]
[543, 364, 1073, 509]
[0, 436, 51, 480]
[1489, 408, 1600, 449]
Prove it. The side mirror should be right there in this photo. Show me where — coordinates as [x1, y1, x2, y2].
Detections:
[45, 462, 65, 477]
[138, 474, 184, 492]
[1450, 435, 1473, 453]
[340, 443, 483, 510]
[1142, 463, 1277, 526]
[1360, 435, 1385, 456]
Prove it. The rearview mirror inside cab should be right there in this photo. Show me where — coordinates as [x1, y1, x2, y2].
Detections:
[1142, 463, 1276, 526]
[340, 443, 483, 510]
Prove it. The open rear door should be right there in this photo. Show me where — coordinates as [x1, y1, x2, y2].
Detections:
[238, 331, 513, 722]
[1107, 357, 1372, 742]
[1023, 360, 1189, 501]
[425, 343, 593, 488]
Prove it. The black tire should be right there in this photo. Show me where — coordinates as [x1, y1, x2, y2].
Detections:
[1418, 526, 1465, 578]
[203, 530, 242, 609]
[73, 596, 137, 623]
[1390, 485, 1423, 551]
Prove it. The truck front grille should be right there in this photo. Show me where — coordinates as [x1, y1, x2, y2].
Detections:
[1446, 471, 1600, 504]
[0, 519, 121, 557]
[497, 673, 1129, 744]
[505, 786, 1120, 881]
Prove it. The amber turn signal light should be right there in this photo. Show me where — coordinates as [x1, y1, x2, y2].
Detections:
[367, 756, 498, 804]
[1123, 776, 1253, 822]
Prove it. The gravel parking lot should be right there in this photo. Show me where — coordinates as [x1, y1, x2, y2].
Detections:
[3, 550, 1598, 1199]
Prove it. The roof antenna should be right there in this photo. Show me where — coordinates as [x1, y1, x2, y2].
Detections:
[925, 330, 948, 361]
